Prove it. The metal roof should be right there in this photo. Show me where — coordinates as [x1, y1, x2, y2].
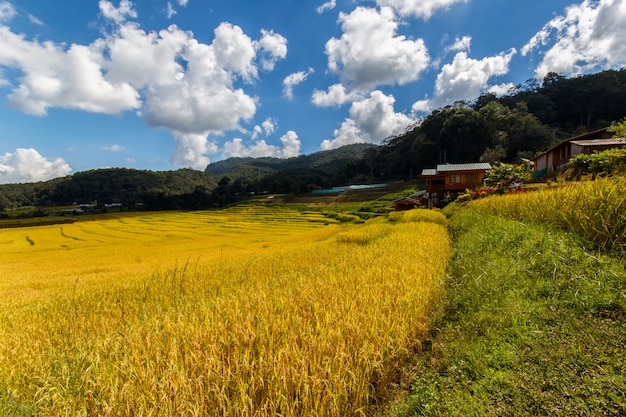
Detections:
[532, 127, 615, 160]
[570, 138, 626, 146]
[421, 163, 491, 176]
[436, 163, 492, 172]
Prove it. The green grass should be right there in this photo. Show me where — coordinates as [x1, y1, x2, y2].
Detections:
[391, 209, 626, 416]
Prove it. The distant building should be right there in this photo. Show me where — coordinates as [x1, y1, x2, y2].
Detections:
[392, 190, 426, 211]
[420, 162, 491, 208]
[533, 128, 626, 177]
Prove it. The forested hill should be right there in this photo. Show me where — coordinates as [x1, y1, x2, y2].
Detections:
[0, 144, 374, 210]
[369, 69, 626, 181]
[0, 168, 218, 210]
[205, 143, 375, 178]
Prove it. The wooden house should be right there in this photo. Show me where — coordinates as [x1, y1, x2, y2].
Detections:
[533, 128, 626, 177]
[420, 162, 491, 207]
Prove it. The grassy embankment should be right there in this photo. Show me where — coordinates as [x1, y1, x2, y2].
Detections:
[393, 177, 626, 416]
[0, 204, 450, 416]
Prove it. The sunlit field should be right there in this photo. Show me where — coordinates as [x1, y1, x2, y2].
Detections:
[0, 205, 339, 307]
[467, 176, 626, 253]
[0, 205, 451, 416]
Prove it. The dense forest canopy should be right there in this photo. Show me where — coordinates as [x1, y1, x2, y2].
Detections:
[2, 69, 625, 210]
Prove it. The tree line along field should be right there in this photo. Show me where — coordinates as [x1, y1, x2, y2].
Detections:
[0, 204, 451, 415]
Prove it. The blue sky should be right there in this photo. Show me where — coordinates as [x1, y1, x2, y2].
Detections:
[1, 0, 626, 183]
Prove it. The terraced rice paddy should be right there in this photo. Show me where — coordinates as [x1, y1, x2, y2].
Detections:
[0, 205, 338, 306]
[0, 204, 451, 416]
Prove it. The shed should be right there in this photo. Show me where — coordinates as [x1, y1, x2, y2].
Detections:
[393, 190, 426, 211]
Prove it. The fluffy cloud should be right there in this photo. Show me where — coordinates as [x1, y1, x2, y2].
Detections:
[0, 3, 288, 169]
[321, 90, 416, 150]
[0, 148, 71, 184]
[102, 21, 260, 134]
[375, 0, 468, 19]
[222, 131, 301, 159]
[412, 49, 516, 113]
[251, 118, 276, 140]
[312, 83, 363, 107]
[522, 0, 626, 79]
[170, 133, 218, 168]
[99, 0, 137, 24]
[212, 23, 258, 82]
[256, 29, 288, 71]
[311, 83, 366, 107]
[0, 26, 141, 116]
[283, 68, 314, 100]
[445, 35, 472, 53]
[324, 7, 430, 92]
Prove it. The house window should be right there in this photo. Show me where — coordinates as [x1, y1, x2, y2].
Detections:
[449, 174, 461, 184]
[466, 173, 478, 183]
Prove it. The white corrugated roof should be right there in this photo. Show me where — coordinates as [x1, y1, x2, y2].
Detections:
[570, 138, 626, 146]
[421, 163, 491, 176]
[436, 163, 491, 172]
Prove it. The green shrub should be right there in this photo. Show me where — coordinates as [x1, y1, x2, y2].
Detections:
[571, 148, 626, 175]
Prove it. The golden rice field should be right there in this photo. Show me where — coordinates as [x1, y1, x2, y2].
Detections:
[0, 204, 451, 416]
[0, 206, 339, 308]
[467, 176, 626, 252]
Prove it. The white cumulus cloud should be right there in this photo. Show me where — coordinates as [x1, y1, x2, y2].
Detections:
[99, 0, 137, 24]
[312, 83, 364, 107]
[321, 90, 416, 150]
[446, 35, 471, 53]
[412, 49, 516, 113]
[251, 118, 277, 140]
[256, 29, 288, 71]
[170, 133, 218, 168]
[522, 0, 626, 79]
[0, 3, 288, 169]
[324, 6, 430, 92]
[0, 148, 71, 184]
[222, 131, 301, 159]
[0, 26, 141, 116]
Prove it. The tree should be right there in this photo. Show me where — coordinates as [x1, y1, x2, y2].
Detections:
[608, 117, 626, 138]
[479, 145, 507, 164]
[483, 163, 532, 188]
